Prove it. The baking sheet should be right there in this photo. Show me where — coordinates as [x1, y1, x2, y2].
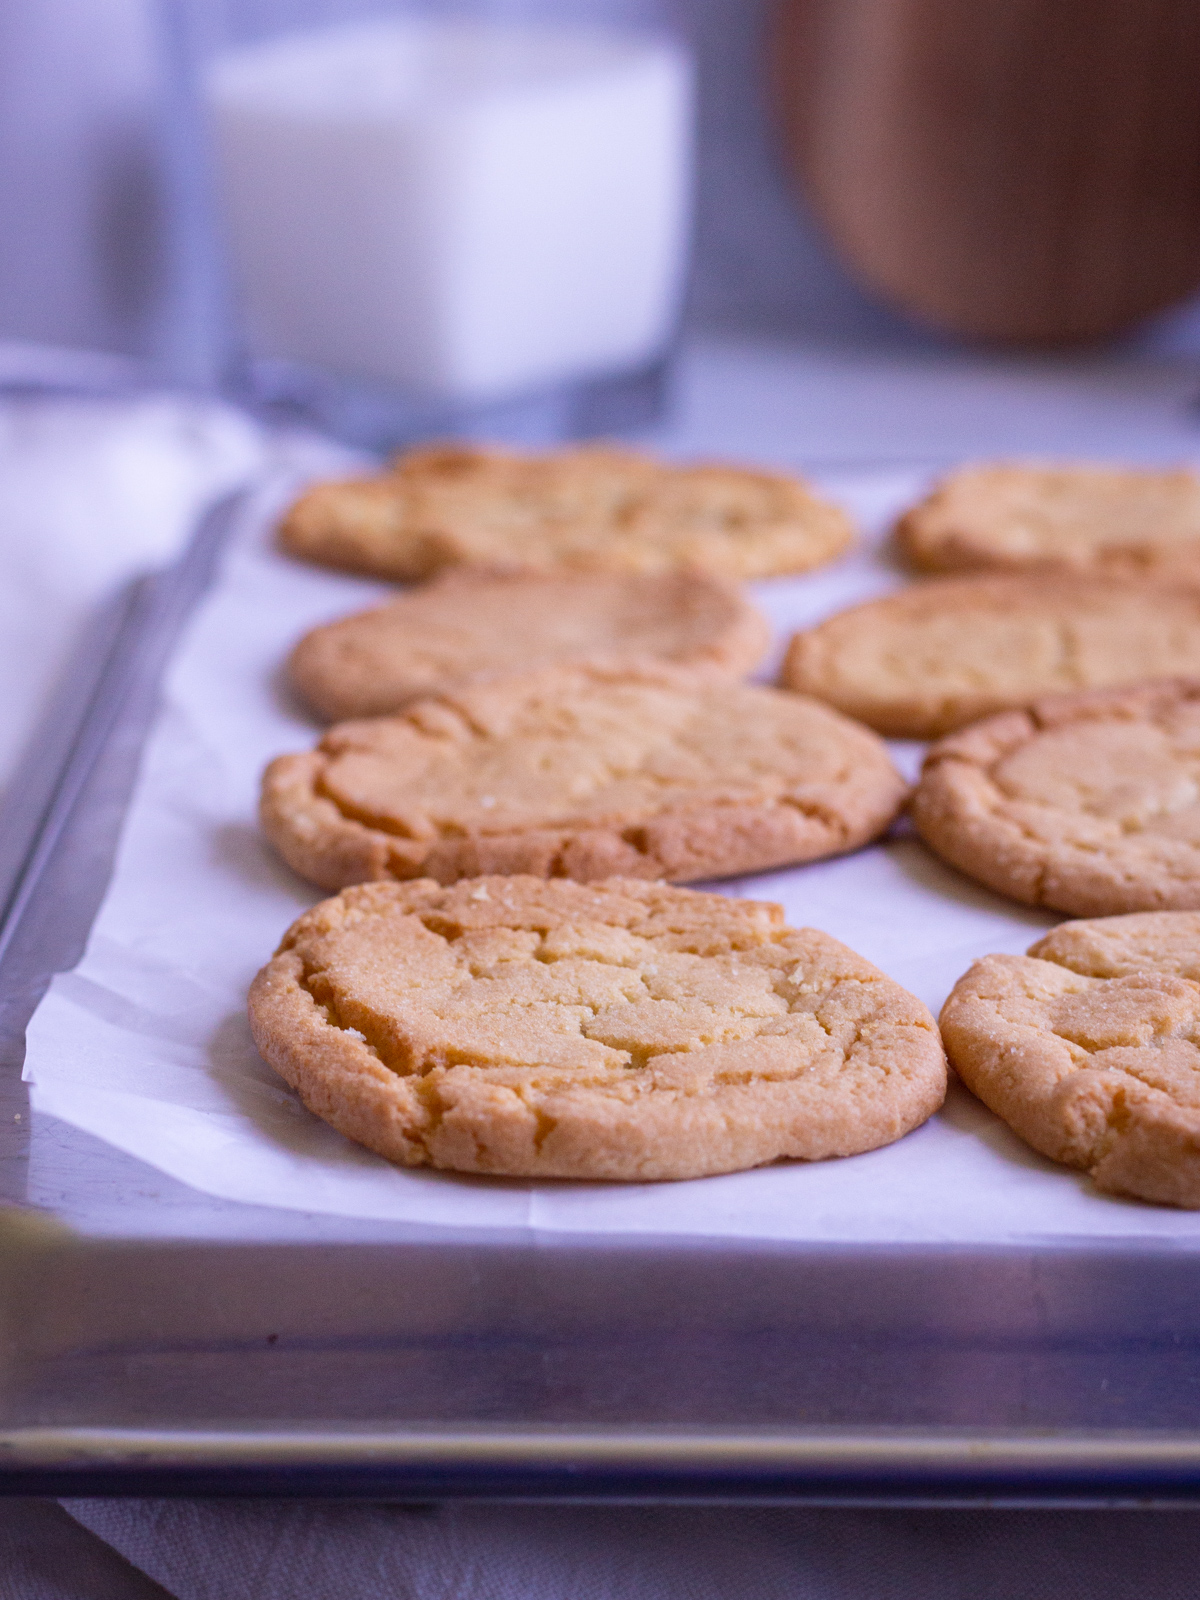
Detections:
[23, 468, 1200, 1242]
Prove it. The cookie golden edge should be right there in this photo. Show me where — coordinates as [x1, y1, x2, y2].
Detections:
[778, 571, 1199, 740]
[894, 462, 1200, 575]
[248, 877, 947, 1181]
[941, 917, 1200, 1207]
[260, 744, 907, 893]
[1027, 910, 1200, 980]
[778, 573, 1060, 739]
[259, 676, 910, 894]
[276, 445, 856, 581]
[910, 679, 1200, 917]
[894, 464, 1046, 574]
[286, 569, 773, 723]
[279, 475, 447, 582]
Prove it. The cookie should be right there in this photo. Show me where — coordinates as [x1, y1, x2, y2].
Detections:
[941, 912, 1200, 1206]
[278, 443, 853, 581]
[1028, 912, 1200, 981]
[288, 568, 770, 723]
[248, 876, 947, 1180]
[260, 667, 907, 892]
[896, 462, 1200, 575]
[911, 680, 1200, 917]
[781, 572, 1200, 738]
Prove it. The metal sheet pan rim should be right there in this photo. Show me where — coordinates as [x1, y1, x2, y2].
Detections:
[7, 1424, 1200, 1471]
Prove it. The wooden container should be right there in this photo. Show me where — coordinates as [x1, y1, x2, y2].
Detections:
[771, 0, 1200, 343]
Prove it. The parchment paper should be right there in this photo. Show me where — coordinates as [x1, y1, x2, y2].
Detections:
[24, 469, 1200, 1241]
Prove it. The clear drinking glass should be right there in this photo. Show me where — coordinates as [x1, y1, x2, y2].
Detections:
[161, 0, 694, 449]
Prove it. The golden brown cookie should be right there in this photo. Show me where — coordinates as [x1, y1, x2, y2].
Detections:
[249, 876, 947, 1180]
[781, 572, 1200, 738]
[1028, 912, 1200, 981]
[911, 680, 1200, 917]
[261, 667, 907, 892]
[288, 568, 770, 723]
[278, 443, 853, 581]
[896, 462, 1200, 575]
[941, 912, 1200, 1206]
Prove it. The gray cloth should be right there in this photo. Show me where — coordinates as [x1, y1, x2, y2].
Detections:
[12, 1500, 1190, 1600]
[0, 1500, 170, 1600]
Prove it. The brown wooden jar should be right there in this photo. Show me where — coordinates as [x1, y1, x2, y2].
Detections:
[771, 0, 1200, 342]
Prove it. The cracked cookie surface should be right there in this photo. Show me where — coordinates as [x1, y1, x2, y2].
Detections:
[941, 911, 1200, 1206]
[288, 568, 769, 722]
[261, 666, 907, 891]
[248, 876, 946, 1179]
[911, 681, 1200, 917]
[278, 443, 854, 581]
[896, 463, 1200, 576]
[781, 573, 1200, 738]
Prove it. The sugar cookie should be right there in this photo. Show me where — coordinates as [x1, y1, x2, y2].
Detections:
[912, 681, 1200, 916]
[249, 876, 946, 1180]
[897, 463, 1200, 575]
[262, 668, 907, 891]
[942, 911, 1200, 1206]
[289, 568, 769, 722]
[782, 574, 1200, 737]
[279, 444, 853, 581]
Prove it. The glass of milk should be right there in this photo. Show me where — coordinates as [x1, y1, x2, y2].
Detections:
[164, 0, 694, 447]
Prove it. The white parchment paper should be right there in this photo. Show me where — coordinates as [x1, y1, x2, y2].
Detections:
[23, 469, 1200, 1241]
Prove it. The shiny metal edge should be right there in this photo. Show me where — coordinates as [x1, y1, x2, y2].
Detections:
[0, 582, 143, 934]
[4, 1427, 1200, 1470]
[0, 486, 252, 980]
[0, 487, 257, 1213]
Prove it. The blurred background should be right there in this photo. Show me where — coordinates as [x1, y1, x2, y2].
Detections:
[12, 0, 1200, 378]
[9, 0, 1200, 465]
[0, 0, 894, 368]
[7, 1, 1200, 401]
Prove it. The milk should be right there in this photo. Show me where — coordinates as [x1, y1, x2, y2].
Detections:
[206, 19, 693, 403]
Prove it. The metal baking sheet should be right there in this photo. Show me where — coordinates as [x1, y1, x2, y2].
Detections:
[3, 483, 1200, 1503]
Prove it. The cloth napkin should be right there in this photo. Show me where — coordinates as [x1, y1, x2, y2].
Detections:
[0, 343, 362, 800]
[1, 1496, 1198, 1600]
[0, 373, 260, 795]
